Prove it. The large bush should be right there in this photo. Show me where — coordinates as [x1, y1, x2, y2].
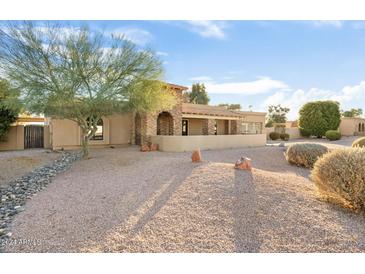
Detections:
[311, 148, 365, 210]
[285, 143, 329, 168]
[280, 133, 290, 141]
[298, 101, 341, 138]
[352, 137, 365, 148]
[0, 79, 21, 141]
[269, 132, 280, 140]
[325, 130, 341, 141]
[300, 128, 311, 137]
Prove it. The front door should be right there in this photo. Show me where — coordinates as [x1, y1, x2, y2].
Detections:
[182, 119, 188, 136]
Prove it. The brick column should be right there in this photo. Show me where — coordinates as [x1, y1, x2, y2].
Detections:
[230, 120, 242, 135]
[203, 119, 216, 135]
[230, 120, 237, 134]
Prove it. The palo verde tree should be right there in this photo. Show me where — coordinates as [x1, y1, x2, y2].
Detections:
[265, 104, 290, 127]
[0, 78, 21, 140]
[0, 22, 175, 158]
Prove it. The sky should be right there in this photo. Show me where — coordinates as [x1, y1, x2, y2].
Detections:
[2, 20, 365, 119]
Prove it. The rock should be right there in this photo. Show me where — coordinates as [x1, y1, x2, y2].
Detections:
[149, 143, 159, 151]
[0, 151, 81, 244]
[140, 144, 150, 152]
[191, 149, 202, 162]
[234, 157, 252, 171]
[279, 142, 285, 147]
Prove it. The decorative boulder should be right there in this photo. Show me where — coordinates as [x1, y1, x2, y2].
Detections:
[150, 143, 159, 151]
[140, 144, 150, 152]
[191, 149, 202, 162]
[234, 157, 252, 171]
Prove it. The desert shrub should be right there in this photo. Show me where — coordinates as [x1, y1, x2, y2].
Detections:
[269, 132, 280, 140]
[285, 143, 329, 168]
[298, 101, 341, 137]
[311, 148, 365, 210]
[300, 128, 311, 137]
[280, 133, 290, 141]
[325, 130, 341, 141]
[352, 137, 365, 148]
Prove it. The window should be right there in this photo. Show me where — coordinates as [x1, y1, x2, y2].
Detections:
[87, 117, 104, 140]
[241, 122, 262, 134]
[182, 119, 189, 136]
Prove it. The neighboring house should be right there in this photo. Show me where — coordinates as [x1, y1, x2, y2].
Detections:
[2, 83, 267, 152]
[339, 117, 365, 136]
[265, 120, 301, 140]
[0, 114, 46, 151]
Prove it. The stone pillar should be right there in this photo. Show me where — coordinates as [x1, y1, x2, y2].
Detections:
[230, 120, 237, 134]
[203, 119, 216, 135]
[230, 120, 242, 135]
[172, 90, 182, 136]
[143, 112, 157, 145]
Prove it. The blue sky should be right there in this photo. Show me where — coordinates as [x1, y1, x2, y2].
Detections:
[3, 20, 365, 119]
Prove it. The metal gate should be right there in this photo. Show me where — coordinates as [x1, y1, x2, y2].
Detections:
[24, 125, 44, 149]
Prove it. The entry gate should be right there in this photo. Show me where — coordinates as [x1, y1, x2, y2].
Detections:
[24, 125, 44, 149]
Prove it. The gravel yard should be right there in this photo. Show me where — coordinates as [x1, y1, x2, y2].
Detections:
[0, 150, 61, 188]
[4, 144, 365, 252]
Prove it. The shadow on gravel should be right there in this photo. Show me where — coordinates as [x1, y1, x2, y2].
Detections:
[233, 169, 262, 252]
[129, 163, 198, 236]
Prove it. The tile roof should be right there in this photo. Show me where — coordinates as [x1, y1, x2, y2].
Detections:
[182, 103, 242, 118]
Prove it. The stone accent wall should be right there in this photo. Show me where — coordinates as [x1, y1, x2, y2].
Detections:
[230, 120, 237, 134]
[157, 112, 173, 135]
[202, 119, 216, 135]
[134, 89, 183, 145]
[230, 120, 243, 135]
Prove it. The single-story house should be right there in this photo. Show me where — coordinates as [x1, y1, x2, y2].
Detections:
[1, 83, 267, 152]
[339, 117, 365, 136]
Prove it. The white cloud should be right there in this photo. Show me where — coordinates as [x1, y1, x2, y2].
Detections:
[205, 77, 288, 95]
[186, 21, 227, 39]
[156, 51, 168, 56]
[189, 76, 213, 82]
[311, 21, 343, 28]
[263, 81, 365, 119]
[106, 27, 153, 45]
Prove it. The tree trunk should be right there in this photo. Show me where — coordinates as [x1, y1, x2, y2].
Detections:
[80, 118, 98, 159]
[81, 133, 90, 159]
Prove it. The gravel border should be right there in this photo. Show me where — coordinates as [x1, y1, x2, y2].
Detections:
[0, 151, 82, 250]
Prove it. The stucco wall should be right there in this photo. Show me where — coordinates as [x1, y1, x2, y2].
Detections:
[339, 118, 364, 136]
[151, 134, 266, 152]
[241, 113, 266, 124]
[50, 114, 132, 150]
[108, 113, 132, 145]
[0, 125, 24, 151]
[44, 125, 51, 149]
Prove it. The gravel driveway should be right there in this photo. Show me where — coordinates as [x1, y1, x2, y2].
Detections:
[5, 145, 365, 252]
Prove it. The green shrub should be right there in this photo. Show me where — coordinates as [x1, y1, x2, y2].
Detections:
[311, 148, 365, 210]
[269, 132, 280, 140]
[285, 143, 329, 168]
[300, 128, 311, 137]
[352, 137, 365, 148]
[298, 101, 341, 137]
[325, 130, 341, 141]
[280, 133, 290, 141]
